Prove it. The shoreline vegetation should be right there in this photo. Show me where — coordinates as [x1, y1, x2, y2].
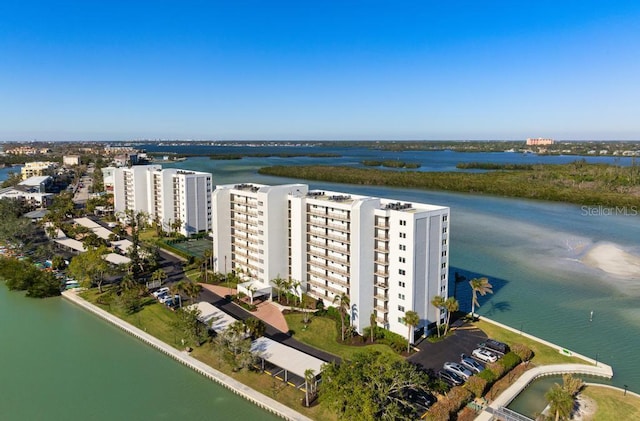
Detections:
[147, 152, 342, 160]
[258, 162, 640, 209]
[362, 160, 421, 169]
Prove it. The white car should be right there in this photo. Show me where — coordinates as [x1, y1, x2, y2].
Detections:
[152, 287, 170, 298]
[443, 362, 472, 379]
[472, 348, 498, 363]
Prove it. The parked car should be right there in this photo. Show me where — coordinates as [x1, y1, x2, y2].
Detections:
[438, 370, 464, 387]
[479, 339, 509, 355]
[443, 362, 472, 379]
[152, 287, 170, 298]
[407, 389, 436, 409]
[460, 354, 484, 373]
[158, 293, 172, 304]
[472, 347, 498, 363]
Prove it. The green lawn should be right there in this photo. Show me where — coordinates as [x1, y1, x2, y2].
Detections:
[582, 385, 640, 420]
[285, 313, 402, 361]
[474, 320, 587, 366]
[79, 287, 336, 421]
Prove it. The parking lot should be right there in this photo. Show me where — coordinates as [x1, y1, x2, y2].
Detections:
[408, 321, 489, 374]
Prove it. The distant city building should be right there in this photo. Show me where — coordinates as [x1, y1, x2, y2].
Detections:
[0, 187, 53, 208]
[113, 165, 212, 237]
[5, 146, 51, 155]
[21, 161, 58, 180]
[63, 155, 81, 166]
[101, 166, 116, 192]
[18, 175, 53, 193]
[526, 137, 555, 146]
[212, 183, 450, 342]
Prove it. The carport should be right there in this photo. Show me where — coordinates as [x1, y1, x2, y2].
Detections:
[187, 302, 238, 334]
[250, 337, 324, 388]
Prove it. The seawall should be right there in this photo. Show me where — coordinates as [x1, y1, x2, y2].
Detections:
[61, 290, 312, 421]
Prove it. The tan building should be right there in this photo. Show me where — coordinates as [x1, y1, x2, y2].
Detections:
[63, 155, 81, 166]
[526, 137, 555, 146]
[21, 161, 58, 180]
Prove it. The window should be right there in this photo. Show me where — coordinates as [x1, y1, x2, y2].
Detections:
[399, 281, 406, 288]
[443, 215, 448, 222]
[441, 263, 446, 269]
[398, 269, 406, 275]
[442, 239, 447, 246]
[399, 244, 406, 251]
[399, 257, 406, 263]
[400, 220, 407, 226]
[441, 274, 446, 280]
[442, 250, 447, 257]
[398, 293, 405, 300]
[399, 232, 406, 239]
[398, 317, 404, 323]
[443, 227, 447, 234]
[398, 305, 405, 312]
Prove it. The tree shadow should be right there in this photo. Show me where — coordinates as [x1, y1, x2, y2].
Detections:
[449, 266, 510, 314]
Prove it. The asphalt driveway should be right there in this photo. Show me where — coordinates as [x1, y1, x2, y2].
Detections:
[408, 322, 488, 372]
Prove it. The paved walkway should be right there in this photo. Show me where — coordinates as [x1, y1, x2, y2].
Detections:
[198, 286, 340, 364]
[62, 290, 312, 421]
[200, 284, 290, 333]
[474, 363, 614, 421]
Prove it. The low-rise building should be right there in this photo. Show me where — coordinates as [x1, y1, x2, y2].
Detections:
[21, 161, 58, 180]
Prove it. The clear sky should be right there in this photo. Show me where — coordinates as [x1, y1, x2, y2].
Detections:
[1, 1, 639, 141]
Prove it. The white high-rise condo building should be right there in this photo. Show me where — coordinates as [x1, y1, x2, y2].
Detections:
[212, 183, 450, 342]
[113, 165, 212, 237]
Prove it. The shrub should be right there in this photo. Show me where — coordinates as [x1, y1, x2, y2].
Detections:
[376, 328, 408, 353]
[499, 352, 522, 372]
[478, 368, 497, 383]
[425, 402, 450, 421]
[465, 375, 488, 398]
[512, 343, 533, 361]
[487, 362, 506, 379]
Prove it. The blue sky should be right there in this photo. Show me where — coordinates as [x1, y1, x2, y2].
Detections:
[1, 1, 639, 141]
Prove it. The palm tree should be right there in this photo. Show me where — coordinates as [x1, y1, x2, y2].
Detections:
[271, 276, 287, 302]
[202, 249, 212, 283]
[369, 312, 377, 343]
[545, 383, 574, 421]
[244, 317, 266, 339]
[151, 268, 167, 286]
[332, 293, 350, 342]
[183, 281, 202, 303]
[469, 277, 493, 318]
[169, 281, 184, 308]
[246, 283, 258, 304]
[403, 310, 420, 352]
[304, 369, 316, 407]
[431, 295, 445, 338]
[443, 297, 459, 336]
[290, 279, 302, 306]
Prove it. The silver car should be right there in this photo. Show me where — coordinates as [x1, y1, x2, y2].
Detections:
[460, 354, 484, 373]
[443, 362, 472, 379]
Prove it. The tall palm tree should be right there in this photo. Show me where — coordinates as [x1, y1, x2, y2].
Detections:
[545, 383, 573, 421]
[246, 283, 258, 304]
[369, 312, 377, 343]
[271, 276, 287, 302]
[469, 277, 493, 318]
[431, 295, 445, 338]
[290, 279, 302, 306]
[403, 310, 420, 352]
[304, 369, 316, 407]
[202, 249, 212, 283]
[332, 293, 350, 341]
[443, 297, 459, 336]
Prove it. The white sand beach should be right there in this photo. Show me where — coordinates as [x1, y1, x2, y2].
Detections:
[581, 243, 640, 279]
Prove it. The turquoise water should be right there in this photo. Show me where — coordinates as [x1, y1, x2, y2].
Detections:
[1, 147, 638, 419]
[162, 150, 640, 392]
[0, 287, 278, 420]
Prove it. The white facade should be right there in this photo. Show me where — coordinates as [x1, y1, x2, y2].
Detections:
[113, 165, 212, 237]
[212, 183, 450, 341]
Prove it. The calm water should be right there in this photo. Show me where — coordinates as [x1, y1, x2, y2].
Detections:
[159, 148, 640, 392]
[0, 287, 278, 420]
[1, 147, 638, 419]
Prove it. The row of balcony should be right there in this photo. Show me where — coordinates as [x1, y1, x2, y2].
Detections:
[307, 238, 349, 254]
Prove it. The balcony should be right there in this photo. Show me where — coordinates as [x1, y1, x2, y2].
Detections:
[307, 281, 346, 297]
[307, 229, 349, 243]
[375, 269, 389, 278]
[375, 280, 389, 289]
[308, 261, 349, 276]
[375, 304, 388, 314]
